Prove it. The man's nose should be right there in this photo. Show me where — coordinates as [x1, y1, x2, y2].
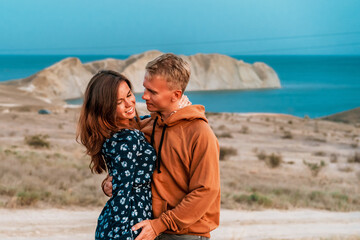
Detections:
[142, 91, 149, 100]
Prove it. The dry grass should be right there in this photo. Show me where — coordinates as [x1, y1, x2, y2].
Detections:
[220, 161, 360, 211]
[1, 108, 360, 212]
[208, 113, 360, 211]
[0, 147, 107, 208]
[0, 108, 108, 208]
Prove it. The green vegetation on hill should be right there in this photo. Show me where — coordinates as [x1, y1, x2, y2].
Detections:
[322, 107, 360, 124]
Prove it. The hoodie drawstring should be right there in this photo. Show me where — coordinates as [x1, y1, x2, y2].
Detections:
[151, 117, 158, 146]
[150, 116, 167, 173]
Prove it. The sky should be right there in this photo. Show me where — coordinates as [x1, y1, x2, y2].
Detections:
[0, 0, 360, 55]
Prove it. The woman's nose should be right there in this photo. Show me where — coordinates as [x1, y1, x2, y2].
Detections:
[124, 98, 132, 107]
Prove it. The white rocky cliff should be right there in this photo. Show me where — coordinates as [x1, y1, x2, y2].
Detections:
[3, 50, 281, 102]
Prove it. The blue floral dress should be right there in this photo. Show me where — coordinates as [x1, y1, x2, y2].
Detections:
[95, 129, 156, 240]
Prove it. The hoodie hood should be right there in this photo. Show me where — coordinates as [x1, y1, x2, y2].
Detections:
[151, 105, 208, 127]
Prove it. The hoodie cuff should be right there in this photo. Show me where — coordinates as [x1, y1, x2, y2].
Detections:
[150, 218, 167, 236]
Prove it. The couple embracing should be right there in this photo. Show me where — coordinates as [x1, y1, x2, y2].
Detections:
[77, 53, 220, 240]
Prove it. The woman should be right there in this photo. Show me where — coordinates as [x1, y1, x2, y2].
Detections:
[77, 70, 156, 240]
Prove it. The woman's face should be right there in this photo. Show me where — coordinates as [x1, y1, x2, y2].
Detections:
[116, 81, 136, 122]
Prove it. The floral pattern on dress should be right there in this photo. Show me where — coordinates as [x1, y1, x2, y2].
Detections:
[95, 129, 156, 240]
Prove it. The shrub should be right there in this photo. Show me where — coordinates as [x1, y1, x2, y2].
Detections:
[25, 134, 50, 148]
[16, 191, 40, 206]
[16, 190, 51, 206]
[17, 106, 32, 112]
[220, 147, 237, 161]
[239, 125, 249, 134]
[308, 191, 324, 201]
[357, 171, 360, 181]
[257, 151, 267, 161]
[330, 153, 338, 163]
[313, 151, 326, 156]
[267, 153, 283, 168]
[218, 125, 228, 131]
[282, 130, 293, 139]
[314, 122, 320, 133]
[233, 192, 272, 207]
[257, 151, 282, 168]
[338, 165, 353, 172]
[215, 132, 233, 138]
[347, 152, 360, 163]
[306, 136, 327, 143]
[331, 192, 349, 202]
[303, 160, 325, 176]
[351, 142, 359, 148]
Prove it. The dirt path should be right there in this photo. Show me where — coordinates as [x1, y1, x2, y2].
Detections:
[213, 209, 360, 239]
[0, 208, 359, 240]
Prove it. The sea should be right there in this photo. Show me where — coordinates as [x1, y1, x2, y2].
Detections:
[0, 55, 359, 118]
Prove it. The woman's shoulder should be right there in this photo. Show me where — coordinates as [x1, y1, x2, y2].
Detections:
[102, 129, 145, 155]
[105, 129, 144, 144]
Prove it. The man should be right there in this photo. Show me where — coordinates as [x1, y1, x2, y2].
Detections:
[103, 53, 220, 240]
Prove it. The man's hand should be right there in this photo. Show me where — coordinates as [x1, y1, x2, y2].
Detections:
[101, 175, 113, 197]
[133, 220, 157, 240]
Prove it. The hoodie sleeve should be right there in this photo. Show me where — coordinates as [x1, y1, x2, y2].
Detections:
[150, 121, 220, 234]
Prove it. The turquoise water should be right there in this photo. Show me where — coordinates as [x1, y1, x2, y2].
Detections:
[1, 55, 359, 118]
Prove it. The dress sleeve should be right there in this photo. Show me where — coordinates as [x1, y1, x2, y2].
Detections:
[104, 132, 140, 225]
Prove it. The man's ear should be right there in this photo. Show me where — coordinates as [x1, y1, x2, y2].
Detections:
[171, 90, 183, 102]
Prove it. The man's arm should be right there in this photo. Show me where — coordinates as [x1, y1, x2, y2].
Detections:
[151, 122, 220, 235]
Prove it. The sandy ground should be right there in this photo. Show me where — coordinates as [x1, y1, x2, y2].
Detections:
[0, 208, 359, 240]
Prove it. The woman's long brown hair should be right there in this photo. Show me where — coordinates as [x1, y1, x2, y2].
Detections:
[76, 70, 139, 174]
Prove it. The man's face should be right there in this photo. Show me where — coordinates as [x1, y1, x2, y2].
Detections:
[142, 72, 174, 113]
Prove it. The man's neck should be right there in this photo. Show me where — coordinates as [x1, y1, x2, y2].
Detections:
[159, 107, 179, 121]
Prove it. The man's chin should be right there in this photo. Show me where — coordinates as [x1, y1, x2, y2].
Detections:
[146, 105, 155, 112]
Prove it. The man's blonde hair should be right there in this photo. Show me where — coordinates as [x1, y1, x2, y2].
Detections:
[145, 53, 190, 93]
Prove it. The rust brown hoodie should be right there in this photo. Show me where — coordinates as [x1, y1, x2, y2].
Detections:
[140, 105, 220, 238]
